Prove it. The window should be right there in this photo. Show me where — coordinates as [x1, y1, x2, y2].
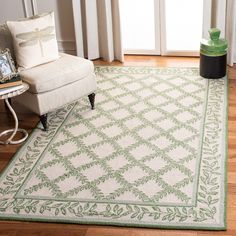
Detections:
[120, 0, 204, 56]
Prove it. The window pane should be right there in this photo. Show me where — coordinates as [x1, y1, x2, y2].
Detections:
[165, 0, 203, 51]
[120, 0, 155, 50]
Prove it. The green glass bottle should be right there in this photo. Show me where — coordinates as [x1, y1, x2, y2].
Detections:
[200, 28, 227, 79]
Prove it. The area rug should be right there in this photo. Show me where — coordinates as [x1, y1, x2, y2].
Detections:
[0, 66, 227, 230]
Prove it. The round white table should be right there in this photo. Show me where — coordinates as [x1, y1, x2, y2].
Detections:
[0, 82, 29, 145]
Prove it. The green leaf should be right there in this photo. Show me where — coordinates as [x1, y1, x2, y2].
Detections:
[199, 211, 205, 219]
[131, 212, 139, 218]
[141, 207, 149, 213]
[40, 206, 45, 214]
[32, 206, 36, 213]
[182, 207, 187, 214]
[113, 204, 119, 212]
[6, 176, 13, 181]
[174, 207, 181, 215]
[13, 208, 20, 214]
[162, 215, 168, 221]
[152, 206, 160, 212]
[168, 214, 175, 221]
[210, 199, 219, 204]
[16, 199, 24, 205]
[0, 208, 6, 212]
[137, 213, 144, 220]
[0, 200, 7, 207]
[210, 161, 218, 167]
[117, 208, 123, 215]
[55, 208, 59, 215]
[153, 213, 160, 220]
[61, 207, 66, 215]
[44, 201, 53, 206]
[31, 201, 39, 206]
[134, 206, 140, 213]
[209, 191, 218, 195]
[211, 206, 216, 214]
[210, 185, 219, 191]
[198, 192, 206, 198]
[207, 195, 212, 203]
[200, 185, 207, 192]
[13, 168, 19, 174]
[25, 206, 31, 213]
[89, 203, 97, 212]
[167, 208, 173, 214]
[106, 204, 111, 212]
[210, 177, 218, 184]
[68, 207, 75, 214]
[78, 205, 83, 213]
[84, 203, 90, 211]
[198, 199, 206, 204]
[179, 216, 187, 222]
[205, 212, 212, 218]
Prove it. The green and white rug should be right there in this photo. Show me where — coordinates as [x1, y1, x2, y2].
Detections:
[0, 66, 227, 230]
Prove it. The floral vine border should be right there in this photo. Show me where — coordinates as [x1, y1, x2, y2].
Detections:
[94, 66, 200, 76]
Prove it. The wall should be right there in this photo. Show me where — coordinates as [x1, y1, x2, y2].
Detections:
[0, 0, 76, 55]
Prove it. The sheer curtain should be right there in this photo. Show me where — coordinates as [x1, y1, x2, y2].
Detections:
[203, 0, 236, 66]
[72, 0, 124, 62]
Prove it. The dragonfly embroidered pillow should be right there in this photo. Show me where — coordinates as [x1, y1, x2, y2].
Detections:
[6, 12, 59, 69]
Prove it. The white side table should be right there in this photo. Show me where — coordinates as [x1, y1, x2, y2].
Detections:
[0, 82, 29, 145]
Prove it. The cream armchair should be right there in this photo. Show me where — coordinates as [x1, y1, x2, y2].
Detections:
[0, 24, 96, 131]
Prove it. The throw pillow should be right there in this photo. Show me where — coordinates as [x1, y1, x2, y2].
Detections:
[6, 12, 59, 69]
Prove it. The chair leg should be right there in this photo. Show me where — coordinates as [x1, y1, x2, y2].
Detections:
[88, 93, 95, 110]
[40, 114, 48, 131]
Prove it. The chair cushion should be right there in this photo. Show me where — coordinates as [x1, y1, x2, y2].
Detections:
[19, 53, 94, 93]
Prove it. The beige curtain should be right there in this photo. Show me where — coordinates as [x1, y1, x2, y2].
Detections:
[72, 0, 124, 62]
[203, 0, 236, 66]
[225, 1, 236, 66]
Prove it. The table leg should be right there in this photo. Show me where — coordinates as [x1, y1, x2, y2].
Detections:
[4, 98, 11, 109]
[0, 98, 28, 145]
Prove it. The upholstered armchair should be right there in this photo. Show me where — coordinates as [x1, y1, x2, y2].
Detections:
[0, 24, 97, 131]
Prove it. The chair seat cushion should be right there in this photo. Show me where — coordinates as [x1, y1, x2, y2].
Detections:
[19, 53, 94, 93]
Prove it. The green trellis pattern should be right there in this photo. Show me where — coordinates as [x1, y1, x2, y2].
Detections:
[0, 67, 227, 229]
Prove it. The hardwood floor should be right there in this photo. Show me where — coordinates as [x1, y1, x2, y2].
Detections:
[0, 56, 235, 236]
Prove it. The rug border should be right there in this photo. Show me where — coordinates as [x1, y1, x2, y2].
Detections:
[0, 124, 41, 179]
[94, 65, 200, 75]
[0, 214, 227, 230]
[223, 74, 229, 230]
[0, 67, 228, 231]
